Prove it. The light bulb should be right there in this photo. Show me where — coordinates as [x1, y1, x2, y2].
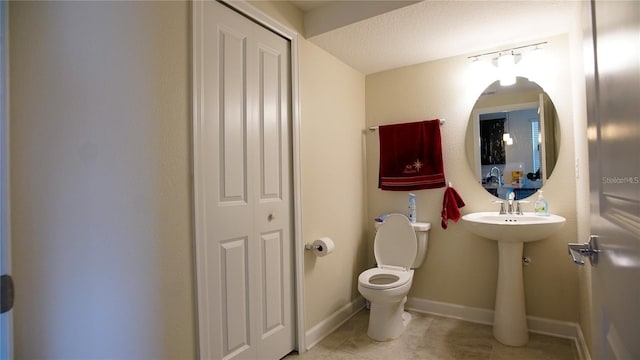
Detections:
[498, 52, 516, 86]
[525, 46, 545, 82]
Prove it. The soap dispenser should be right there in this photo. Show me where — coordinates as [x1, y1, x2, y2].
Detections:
[408, 193, 417, 223]
[534, 190, 549, 216]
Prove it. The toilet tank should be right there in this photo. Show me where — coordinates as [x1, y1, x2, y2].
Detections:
[411, 222, 431, 268]
[374, 220, 431, 269]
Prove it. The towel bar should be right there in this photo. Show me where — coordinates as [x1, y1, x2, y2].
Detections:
[368, 118, 445, 131]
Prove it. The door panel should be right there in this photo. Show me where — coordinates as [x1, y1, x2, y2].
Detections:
[261, 231, 284, 334]
[259, 47, 283, 200]
[220, 237, 250, 358]
[585, 0, 640, 359]
[252, 7, 294, 358]
[197, 1, 294, 359]
[219, 28, 248, 203]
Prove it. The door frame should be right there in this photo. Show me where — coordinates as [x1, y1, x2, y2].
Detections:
[0, 0, 12, 357]
[191, 0, 306, 356]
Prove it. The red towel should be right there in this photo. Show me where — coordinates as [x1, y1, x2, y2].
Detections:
[441, 186, 465, 229]
[378, 119, 446, 191]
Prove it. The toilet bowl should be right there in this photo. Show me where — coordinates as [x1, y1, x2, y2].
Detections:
[358, 214, 431, 341]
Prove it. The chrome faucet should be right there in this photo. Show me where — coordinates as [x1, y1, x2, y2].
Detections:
[507, 192, 515, 214]
[495, 192, 525, 215]
[501, 192, 527, 215]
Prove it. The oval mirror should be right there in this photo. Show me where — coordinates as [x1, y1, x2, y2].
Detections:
[465, 77, 560, 200]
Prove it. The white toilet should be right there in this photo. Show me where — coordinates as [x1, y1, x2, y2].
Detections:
[358, 214, 431, 341]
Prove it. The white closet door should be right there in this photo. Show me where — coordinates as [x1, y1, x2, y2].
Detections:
[197, 1, 294, 359]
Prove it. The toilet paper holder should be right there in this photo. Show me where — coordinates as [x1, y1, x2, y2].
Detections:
[305, 243, 323, 251]
[305, 237, 335, 257]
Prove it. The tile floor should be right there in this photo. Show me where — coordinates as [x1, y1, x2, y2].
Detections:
[285, 309, 579, 360]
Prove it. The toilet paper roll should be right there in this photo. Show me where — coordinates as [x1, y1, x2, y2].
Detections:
[312, 237, 335, 257]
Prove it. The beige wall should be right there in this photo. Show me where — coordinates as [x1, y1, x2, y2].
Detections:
[366, 34, 581, 322]
[10, 1, 195, 358]
[298, 39, 367, 330]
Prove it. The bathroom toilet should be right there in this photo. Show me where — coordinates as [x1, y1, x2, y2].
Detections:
[358, 214, 431, 341]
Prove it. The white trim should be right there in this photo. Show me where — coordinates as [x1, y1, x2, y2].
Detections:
[290, 31, 306, 359]
[407, 296, 588, 358]
[192, 0, 306, 356]
[221, 0, 297, 40]
[191, 2, 209, 359]
[406, 297, 494, 326]
[574, 322, 592, 360]
[305, 297, 366, 350]
[527, 315, 580, 339]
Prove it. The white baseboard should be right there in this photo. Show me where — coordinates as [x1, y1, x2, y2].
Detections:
[527, 315, 579, 338]
[575, 323, 592, 360]
[406, 297, 590, 360]
[304, 297, 366, 351]
[406, 297, 494, 326]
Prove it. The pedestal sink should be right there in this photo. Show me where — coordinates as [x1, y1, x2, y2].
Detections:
[461, 212, 566, 346]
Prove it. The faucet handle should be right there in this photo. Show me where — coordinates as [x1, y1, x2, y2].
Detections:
[515, 200, 529, 215]
[492, 200, 506, 214]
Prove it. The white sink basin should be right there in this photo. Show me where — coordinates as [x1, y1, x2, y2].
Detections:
[462, 212, 566, 243]
[461, 211, 566, 347]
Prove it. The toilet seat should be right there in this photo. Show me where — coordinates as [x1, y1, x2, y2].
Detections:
[358, 267, 412, 290]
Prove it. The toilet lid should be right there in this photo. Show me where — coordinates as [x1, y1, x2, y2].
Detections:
[374, 214, 417, 269]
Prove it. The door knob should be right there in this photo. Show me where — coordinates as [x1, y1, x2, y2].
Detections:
[268, 213, 275, 221]
[568, 235, 601, 265]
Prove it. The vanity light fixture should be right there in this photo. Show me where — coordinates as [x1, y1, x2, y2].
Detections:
[468, 42, 547, 86]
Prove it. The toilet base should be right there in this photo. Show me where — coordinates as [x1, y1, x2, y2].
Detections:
[366, 296, 411, 341]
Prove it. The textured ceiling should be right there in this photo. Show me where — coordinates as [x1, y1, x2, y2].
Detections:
[292, 0, 579, 75]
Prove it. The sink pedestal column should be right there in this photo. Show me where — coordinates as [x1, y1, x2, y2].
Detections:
[494, 241, 529, 346]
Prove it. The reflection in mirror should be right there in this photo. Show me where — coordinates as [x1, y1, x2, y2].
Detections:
[466, 77, 560, 200]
